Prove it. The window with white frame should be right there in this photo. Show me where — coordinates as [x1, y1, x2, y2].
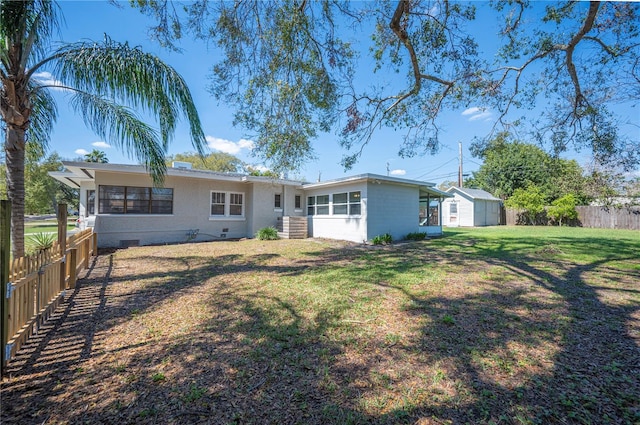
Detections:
[316, 195, 329, 215]
[274, 193, 282, 209]
[295, 195, 302, 210]
[210, 191, 244, 217]
[333, 193, 348, 214]
[230, 193, 243, 216]
[307, 191, 361, 216]
[307, 194, 329, 215]
[349, 191, 361, 215]
[307, 196, 315, 215]
[211, 192, 226, 216]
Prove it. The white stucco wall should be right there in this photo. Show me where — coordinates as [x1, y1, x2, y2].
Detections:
[366, 182, 420, 241]
[93, 171, 251, 247]
[305, 181, 368, 243]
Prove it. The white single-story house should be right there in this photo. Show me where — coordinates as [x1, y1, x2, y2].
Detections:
[442, 187, 502, 227]
[50, 161, 452, 247]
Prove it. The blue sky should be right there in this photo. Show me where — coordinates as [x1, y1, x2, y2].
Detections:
[41, 1, 638, 184]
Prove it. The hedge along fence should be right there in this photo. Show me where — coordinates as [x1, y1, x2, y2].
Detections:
[1, 201, 98, 374]
[504, 205, 640, 230]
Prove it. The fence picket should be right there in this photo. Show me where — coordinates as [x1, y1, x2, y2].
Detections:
[3, 228, 96, 366]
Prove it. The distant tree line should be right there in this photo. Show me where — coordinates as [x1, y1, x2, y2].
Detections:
[464, 133, 639, 225]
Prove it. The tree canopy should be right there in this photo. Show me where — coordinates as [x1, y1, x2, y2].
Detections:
[466, 133, 587, 202]
[84, 149, 109, 163]
[166, 151, 243, 173]
[133, 0, 640, 173]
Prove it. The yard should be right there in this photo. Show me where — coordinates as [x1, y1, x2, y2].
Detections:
[1, 227, 639, 424]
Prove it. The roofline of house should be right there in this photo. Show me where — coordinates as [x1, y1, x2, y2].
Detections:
[51, 161, 306, 187]
[50, 162, 452, 198]
[303, 173, 434, 189]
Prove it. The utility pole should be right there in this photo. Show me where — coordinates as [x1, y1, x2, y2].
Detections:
[458, 141, 463, 188]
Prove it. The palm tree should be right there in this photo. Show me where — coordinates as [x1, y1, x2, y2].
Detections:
[1, 1, 206, 257]
[84, 149, 108, 163]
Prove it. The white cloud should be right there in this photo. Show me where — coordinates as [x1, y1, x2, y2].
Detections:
[462, 106, 493, 122]
[390, 169, 406, 176]
[469, 111, 493, 121]
[206, 136, 255, 154]
[75, 149, 89, 156]
[462, 107, 482, 116]
[92, 141, 111, 149]
[32, 71, 67, 91]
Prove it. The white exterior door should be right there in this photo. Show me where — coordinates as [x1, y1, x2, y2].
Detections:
[448, 202, 459, 227]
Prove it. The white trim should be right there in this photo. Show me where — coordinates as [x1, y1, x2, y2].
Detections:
[208, 217, 246, 222]
[209, 190, 245, 218]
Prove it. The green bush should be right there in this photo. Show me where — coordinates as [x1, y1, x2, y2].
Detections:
[372, 233, 392, 245]
[405, 232, 427, 241]
[27, 232, 56, 254]
[547, 194, 579, 226]
[255, 226, 279, 240]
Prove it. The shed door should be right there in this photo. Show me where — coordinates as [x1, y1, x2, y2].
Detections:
[449, 202, 459, 227]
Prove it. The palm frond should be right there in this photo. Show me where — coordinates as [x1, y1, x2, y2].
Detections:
[0, 0, 61, 74]
[69, 91, 167, 184]
[26, 80, 58, 156]
[48, 37, 206, 155]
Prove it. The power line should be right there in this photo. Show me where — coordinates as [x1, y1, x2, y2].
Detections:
[412, 157, 458, 180]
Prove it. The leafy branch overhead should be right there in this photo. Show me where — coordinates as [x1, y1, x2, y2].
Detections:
[134, 0, 639, 172]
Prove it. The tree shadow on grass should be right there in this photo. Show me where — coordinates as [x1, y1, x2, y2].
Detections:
[1, 235, 639, 424]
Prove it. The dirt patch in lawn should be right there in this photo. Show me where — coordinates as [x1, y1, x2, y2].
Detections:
[2, 235, 639, 424]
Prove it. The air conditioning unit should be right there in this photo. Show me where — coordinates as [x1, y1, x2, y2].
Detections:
[171, 161, 192, 169]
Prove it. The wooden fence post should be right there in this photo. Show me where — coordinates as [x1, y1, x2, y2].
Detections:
[57, 204, 67, 291]
[68, 248, 78, 289]
[92, 231, 98, 256]
[1, 200, 11, 375]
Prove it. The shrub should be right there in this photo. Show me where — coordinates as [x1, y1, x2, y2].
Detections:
[547, 194, 579, 226]
[255, 226, 279, 240]
[372, 233, 392, 245]
[27, 232, 56, 254]
[505, 184, 546, 225]
[405, 232, 427, 241]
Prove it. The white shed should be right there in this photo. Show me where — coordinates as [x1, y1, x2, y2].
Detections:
[442, 187, 502, 227]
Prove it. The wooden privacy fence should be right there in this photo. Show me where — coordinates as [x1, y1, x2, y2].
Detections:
[504, 205, 640, 230]
[4, 228, 97, 365]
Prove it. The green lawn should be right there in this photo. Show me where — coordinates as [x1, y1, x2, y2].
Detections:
[2, 226, 639, 424]
[24, 219, 76, 235]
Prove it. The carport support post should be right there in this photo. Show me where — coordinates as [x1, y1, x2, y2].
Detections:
[1, 200, 11, 375]
[57, 204, 67, 290]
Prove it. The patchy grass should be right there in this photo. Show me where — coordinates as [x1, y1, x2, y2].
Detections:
[1, 227, 639, 424]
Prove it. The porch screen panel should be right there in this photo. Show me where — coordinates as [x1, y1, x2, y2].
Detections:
[151, 188, 174, 214]
[99, 185, 125, 214]
[126, 187, 150, 214]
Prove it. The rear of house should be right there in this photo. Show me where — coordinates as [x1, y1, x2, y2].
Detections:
[304, 174, 450, 243]
[51, 163, 450, 247]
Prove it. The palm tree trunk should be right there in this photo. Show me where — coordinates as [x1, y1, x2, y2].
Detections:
[5, 126, 26, 257]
